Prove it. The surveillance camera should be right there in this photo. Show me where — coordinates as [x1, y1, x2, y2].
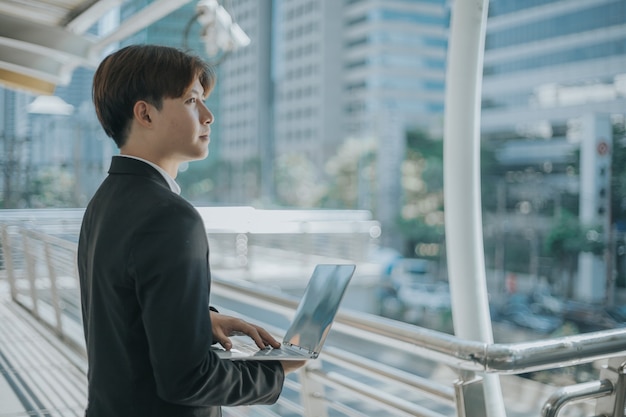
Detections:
[195, 0, 251, 58]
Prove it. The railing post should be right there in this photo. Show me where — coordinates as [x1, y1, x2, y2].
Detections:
[21, 229, 40, 317]
[235, 233, 249, 269]
[44, 240, 65, 338]
[299, 221, 312, 266]
[454, 373, 488, 417]
[299, 361, 328, 417]
[541, 379, 614, 417]
[1, 225, 18, 301]
[596, 356, 626, 417]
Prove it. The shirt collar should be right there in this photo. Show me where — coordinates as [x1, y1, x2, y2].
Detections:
[117, 155, 181, 195]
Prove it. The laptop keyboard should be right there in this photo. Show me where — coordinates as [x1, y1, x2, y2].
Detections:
[231, 340, 271, 355]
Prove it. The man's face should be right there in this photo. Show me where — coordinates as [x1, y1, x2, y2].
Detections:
[151, 77, 213, 163]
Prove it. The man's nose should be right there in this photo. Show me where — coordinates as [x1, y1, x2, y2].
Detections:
[201, 104, 214, 125]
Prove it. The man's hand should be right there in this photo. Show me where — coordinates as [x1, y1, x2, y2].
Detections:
[210, 311, 281, 351]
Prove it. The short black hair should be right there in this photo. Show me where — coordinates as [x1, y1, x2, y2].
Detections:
[92, 44, 216, 147]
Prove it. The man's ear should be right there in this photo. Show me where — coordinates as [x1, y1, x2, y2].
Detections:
[133, 101, 153, 128]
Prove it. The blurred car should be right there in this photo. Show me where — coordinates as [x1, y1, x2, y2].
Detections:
[389, 258, 435, 286]
[562, 301, 626, 333]
[606, 305, 626, 323]
[396, 281, 451, 311]
[377, 258, 451, 322]
[369, 246, 403, 269]
[494, 294, 563, 334]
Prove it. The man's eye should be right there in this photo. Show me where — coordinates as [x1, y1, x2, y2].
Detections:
[188, 98, 197, 103]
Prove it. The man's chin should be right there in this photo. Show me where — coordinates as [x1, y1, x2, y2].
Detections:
[197, 148, 210, 161]
[181, 149, 210, 165]
[195, 144, 210, 160]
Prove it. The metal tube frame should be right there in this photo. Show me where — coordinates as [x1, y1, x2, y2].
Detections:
[595, 357, 626, 417]
[541, 379, 614, 417]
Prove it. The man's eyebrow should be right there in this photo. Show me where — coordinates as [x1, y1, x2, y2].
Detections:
[188, 87, 210, 100]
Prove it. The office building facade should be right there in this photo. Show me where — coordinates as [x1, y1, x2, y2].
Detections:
[343, 0, 449, 137]
[216, 0, 344, 205]
[216, 0, 273, 204]
[342, 0, 449, 247]
[218, 0, 449, 229]
[481, 0, 626, 301]
[482, 0, 626, 137]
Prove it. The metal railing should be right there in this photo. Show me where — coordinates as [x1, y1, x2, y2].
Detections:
[2, 211, 626, 417]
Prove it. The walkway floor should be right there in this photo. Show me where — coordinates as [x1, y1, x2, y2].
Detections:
[0, 276, 600, 417]
[0, 285, 87, 417]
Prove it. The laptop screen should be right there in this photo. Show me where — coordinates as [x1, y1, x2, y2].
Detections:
[283, 264, 355, 354]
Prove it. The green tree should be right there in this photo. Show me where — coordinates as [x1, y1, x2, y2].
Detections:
[178, 159, 216, 203]
[274, 152, 326, 207]
[322, 137, 377, 210]
[29, 167, 77, 208]
[398, 130, 445, 258]
[611, 121, 626, 225]
[544, 210, 604, 297]
[609, 121, 626, 287]
[178, 157, 262, 205]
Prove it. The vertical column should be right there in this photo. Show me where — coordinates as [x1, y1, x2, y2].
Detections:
[298, 362, 328, 417]
[443, 0, 505, 415]
[577, 113, 612, 302]
[376, 111, 405, 250]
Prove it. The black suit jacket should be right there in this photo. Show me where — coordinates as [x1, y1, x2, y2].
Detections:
[78, 156, 284, 417]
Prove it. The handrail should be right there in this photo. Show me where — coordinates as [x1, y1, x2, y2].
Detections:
[4, 220, 626, 416]
[541, 379, 614, 417]
[213, 276, 626, 375]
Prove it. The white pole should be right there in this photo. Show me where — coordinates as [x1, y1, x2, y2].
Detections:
[443, 0, 506, 416]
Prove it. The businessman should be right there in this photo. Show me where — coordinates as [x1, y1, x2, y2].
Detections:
[77, 44, 305, 417]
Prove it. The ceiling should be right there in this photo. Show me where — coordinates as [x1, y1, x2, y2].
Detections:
[0, 0, 192, 94]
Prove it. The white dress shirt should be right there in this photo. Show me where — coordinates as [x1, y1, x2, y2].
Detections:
[116, 155, 181, 195]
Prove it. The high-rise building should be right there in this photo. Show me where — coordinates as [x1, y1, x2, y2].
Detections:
[481, 0, 626, 139]
[272, 0, 344, 172]
[481, 0, 626, 301]
[217, 0, 450, 220]
[217, 0, 273, 204]
[0, 87, 33, 207]
[342, 0, 449, 248]
[343, 0, 449, 137]
[216, 0, 345, 205]
[3, 0, 452, 215]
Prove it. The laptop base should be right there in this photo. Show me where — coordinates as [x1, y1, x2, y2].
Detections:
[212, 343, 316, 361]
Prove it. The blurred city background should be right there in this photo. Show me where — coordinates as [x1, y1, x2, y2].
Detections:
[1, 1, 626, 413]
[0, 0, 626, 417]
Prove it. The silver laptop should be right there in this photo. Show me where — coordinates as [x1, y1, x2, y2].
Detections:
[214, 264, 356, 360]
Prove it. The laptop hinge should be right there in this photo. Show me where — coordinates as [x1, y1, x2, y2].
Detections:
[284, 342, 317, 357]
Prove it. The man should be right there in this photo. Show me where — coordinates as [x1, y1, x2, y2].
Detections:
[77, 44, 305, 417]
